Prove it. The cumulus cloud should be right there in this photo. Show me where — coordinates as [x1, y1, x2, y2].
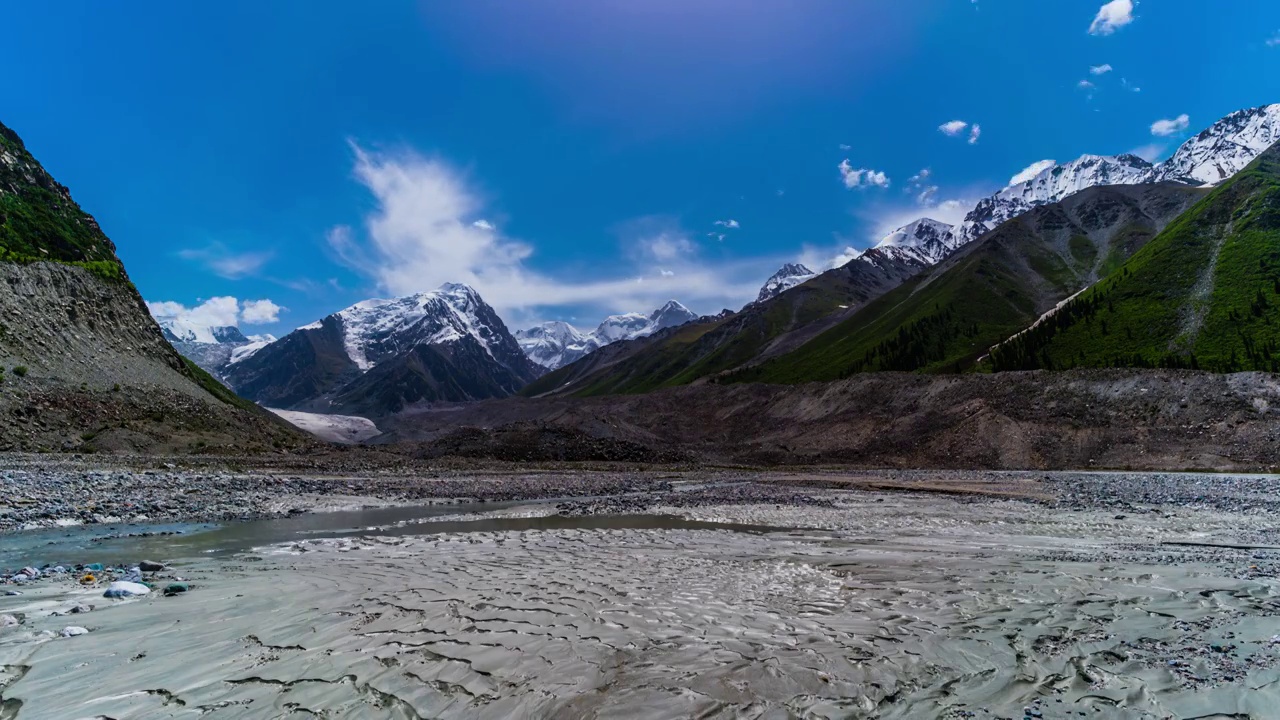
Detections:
[838, 159, 890, 189]
[177, 243, 273, 279]
[1089, 64, 1114, 75]
[146, 296, 284, 329]
[1077, 79, 1096, 90]
[326, 142, 780, 317]
[1088, 0, 1134, 36]
[240, 299, 284, 324]
[713, 219, 740, 229]
[471, 219, 495, 231]
[938, 120, 969, 137]
[968, 124, 982, 145]
[1150, 114, 1190, 137]
[1010, 159, 1057, 186]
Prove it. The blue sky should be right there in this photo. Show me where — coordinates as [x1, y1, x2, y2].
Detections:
[4, 0, 1278, 335]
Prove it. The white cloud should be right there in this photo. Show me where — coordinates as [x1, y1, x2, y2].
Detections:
[1150, 114, 1190, 137]
[938, 120, 969, 137]
[177, 243, 273, 279]
[1128, 143, 1166, 163]
[907, 168, 932, 184]
[1089, 64, 1114, 75]
[146, 296, 284, 330]
[916, 186, 939, 205]
[838, 143, 852, 151]
[326, 143, 781, 317]
[838, 159, 890, 189]
[713, 219, 740, 229]
[1121, 77, 1142, 93]
[1010, 159, 1057, 186]
[1077, 79, 1096, 90]
[643, 232, 695, 262]
[1268, 31, 1280, 47]
[968, 124, 982, 145]
[240, 299, 283, 324]
[471, 219, 495, 231]
[1088, 0, 1134, 36]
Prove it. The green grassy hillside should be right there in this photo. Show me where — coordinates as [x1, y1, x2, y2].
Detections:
[0, 122, 126, 281]
[725, 183, 1205, 384]
[991, 142, 1280, 372]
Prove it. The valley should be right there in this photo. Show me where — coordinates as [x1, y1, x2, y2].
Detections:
[2, 6, 1279, 718]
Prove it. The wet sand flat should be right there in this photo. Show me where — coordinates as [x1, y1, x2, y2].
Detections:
[2, 486, 1279, 719]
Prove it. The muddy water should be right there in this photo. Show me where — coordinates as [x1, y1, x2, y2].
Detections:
[0, 500, 785, 568]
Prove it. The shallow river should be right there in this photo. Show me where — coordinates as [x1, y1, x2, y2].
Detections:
[0, 500, 783, 568]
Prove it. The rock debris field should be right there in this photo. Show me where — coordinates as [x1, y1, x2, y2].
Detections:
[0, 465, 1278, 719]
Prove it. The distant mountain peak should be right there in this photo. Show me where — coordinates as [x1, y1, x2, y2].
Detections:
[871, 218, 957, 266]
[518, 300, 697, 370]
[755, 263, 817, 303]
[224, 282, 539, 414]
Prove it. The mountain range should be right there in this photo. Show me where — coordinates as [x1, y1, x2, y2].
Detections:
[127, 102, 1280, 420]
[526, 103, 1280, 398]
[516, 300, 698, 370]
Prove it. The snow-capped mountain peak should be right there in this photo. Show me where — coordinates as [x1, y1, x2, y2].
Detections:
[872, 218, 957, 265]
[1150, 104, 1280, 186]
[330, 282, 515, 371]
[157, 320, 248, 345]
[649, 300, 697, 328]
[756, 263, 816, 303]
[514, 321, 593, 370]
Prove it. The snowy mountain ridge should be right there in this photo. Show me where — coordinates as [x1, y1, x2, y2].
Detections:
[856, 103, 1280, 271]
[517, 300, 698, 370]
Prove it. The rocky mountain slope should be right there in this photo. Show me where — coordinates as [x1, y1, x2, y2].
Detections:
[516, 300, 697, 370]
[730, 182, 1206, 382]
[0, 119, 306, 453]
[225, 283, 541, 416]
[992, 141, 1280, 372]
